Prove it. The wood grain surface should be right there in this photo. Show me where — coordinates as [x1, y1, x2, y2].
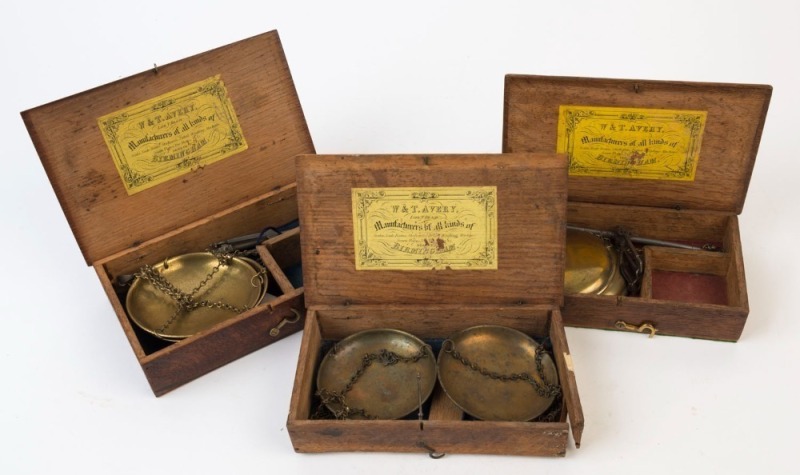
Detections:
[21, 31, 314, 395]
[297, 153, 567, 308]
[22, 30, 313, 264]
[287, 307, 581, 456]
[503, 75, 771, 213]
[502, 76, 767, 341]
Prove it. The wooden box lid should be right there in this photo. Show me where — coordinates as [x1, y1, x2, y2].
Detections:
[503, 75, 771, 214]
[296, 154, 568, 308]
[22, 31, 313, 264]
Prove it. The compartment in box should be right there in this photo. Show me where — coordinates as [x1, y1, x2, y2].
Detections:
[503, 74, 771, 341]
[558, 201, 748, 340]
[288, 306, 580, 456]
[641, 246, 738, 307]
[91, 187, 306, 392]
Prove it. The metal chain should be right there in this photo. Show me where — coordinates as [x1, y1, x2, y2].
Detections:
[610, 228, 644, 295]
[442, 341, 561, 400]
[134, 248, 266, 335]
[315, 346, 432, 420]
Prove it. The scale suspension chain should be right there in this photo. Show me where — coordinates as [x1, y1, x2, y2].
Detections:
[442, 340, 561, 399]
[134, 247, 266, 335]
[315, 346, 431, 420]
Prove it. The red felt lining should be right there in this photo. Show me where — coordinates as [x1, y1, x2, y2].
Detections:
[651, 270, 728, 306]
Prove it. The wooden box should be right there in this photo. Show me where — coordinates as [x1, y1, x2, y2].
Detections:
[21, 31, 313, 396]
[503, 75, 772, 341]
[287, 154, 584, 456]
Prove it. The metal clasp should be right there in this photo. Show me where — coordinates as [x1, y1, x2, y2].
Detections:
[416, 441, 445, 459]
[615, 320, 658, 338]
[269, 308, 302, 337]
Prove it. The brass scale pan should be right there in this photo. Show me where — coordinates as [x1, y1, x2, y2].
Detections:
[565, 228, 626, 296]
[316, 326, 559, 421]
[317, 329, 437, 420]
[437, 326, 558, 422]
[126, 252, 267, 341]
[316, 229, 630, 420]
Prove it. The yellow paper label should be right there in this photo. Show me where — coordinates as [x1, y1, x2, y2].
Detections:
[98, 75, 248, 194]
[352, 187, 498, 270]
[557, 106, 707, 181]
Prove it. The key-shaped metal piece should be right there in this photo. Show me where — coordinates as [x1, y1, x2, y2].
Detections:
[269, 308, 302, 337]
[615, 320, 658, 338]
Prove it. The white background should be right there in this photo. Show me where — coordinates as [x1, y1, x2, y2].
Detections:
[2, 1, 798, 474]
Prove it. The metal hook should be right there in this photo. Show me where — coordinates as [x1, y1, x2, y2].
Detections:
[441, 339, 454, 353]
[615, 320, 658, 338]
[417, 441, 445, 459]
[250, 269, 268, 288]
[269, 308, 302, 337]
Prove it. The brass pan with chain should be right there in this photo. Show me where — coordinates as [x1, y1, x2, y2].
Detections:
[316, 329, 437, 420]
[565, 225, 720, 296]
[437, 325, 560, 422]
[126, 251, 267, 341]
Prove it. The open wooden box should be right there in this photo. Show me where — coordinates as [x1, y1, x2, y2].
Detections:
[503, 75, 772, 341]
[21, 31, 312, 395]
[287, 154, 584, 456]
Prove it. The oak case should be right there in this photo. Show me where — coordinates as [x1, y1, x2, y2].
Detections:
[503, 75, 772, 341]
[22, 31, 312, 395]
[287, 154, 584, 456]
